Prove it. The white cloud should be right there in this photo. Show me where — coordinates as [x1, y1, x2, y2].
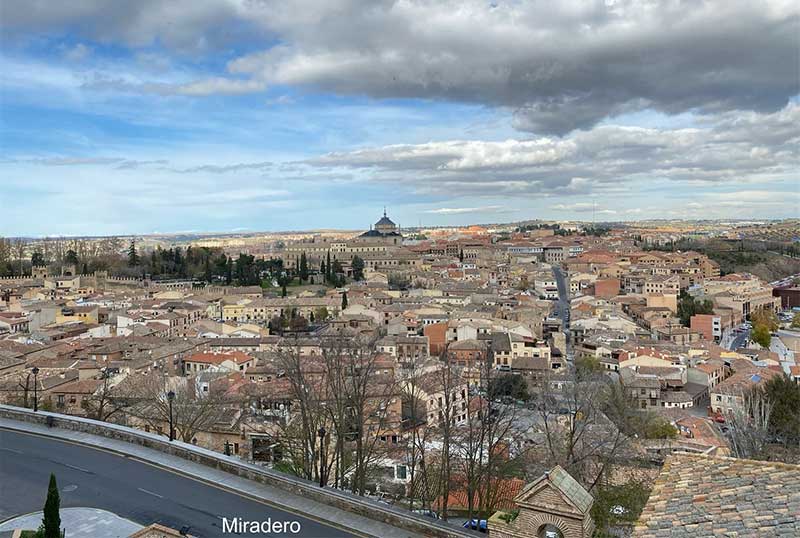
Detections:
[424, 205, 512, 215]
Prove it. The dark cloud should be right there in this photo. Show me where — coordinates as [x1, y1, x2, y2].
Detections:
[3, 1, 797, 133]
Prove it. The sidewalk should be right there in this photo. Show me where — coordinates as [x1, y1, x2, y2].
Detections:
[0, 508, 141, 538]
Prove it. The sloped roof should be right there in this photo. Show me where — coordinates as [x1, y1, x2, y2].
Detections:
[516, 465, 593, 515]
[634, 452, 800, 537]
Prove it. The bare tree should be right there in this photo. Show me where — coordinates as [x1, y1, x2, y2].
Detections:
[273, 338, 327, 481]
[12, 238, 26, 276]
[83, 371, 128, 422]
[535, 362, 629, 492]
[123, 374, 232, 443]
[726, 386, 774, 460]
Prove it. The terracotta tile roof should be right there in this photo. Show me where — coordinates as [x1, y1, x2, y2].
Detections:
[634, 452, 800, 537]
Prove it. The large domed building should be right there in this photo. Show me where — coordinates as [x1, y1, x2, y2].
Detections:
[357, 208, 402, 243]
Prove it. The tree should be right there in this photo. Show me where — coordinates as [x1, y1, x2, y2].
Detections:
[326, 252, 332, 283]
[127, 239, 139, 267]
[751, 308, 779, 332]
[677, 292, 714, 326]
[64, 249, 79, 267]
[726, 385, 773, 460]
[41, 473, 61, 538]
[351, 256, 365, 281]
[31, 250, 46, 267]
[764, 374, 800, 453]
[751, 324, 772, 348]
[792, 312, 800, 329]
[299, 253, 309, 283]
[341, 291, 348, 310]
[124, 375, 232, 444]
[488, 374, 530, 401]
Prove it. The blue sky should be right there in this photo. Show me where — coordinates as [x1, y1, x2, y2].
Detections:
[1, 1, 797, 236]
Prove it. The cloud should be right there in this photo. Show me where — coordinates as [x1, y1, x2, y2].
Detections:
[424, 205, 512, 215]
[303, 102, 800, 197]
[171, 161, 273, 174]
[3, 1, 796, 131]
[87, 76, 267, 96]
[228, 0, 799, 134]
[62, 43, 91, 62]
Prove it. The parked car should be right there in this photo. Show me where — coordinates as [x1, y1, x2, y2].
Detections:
[463, 519, 488, 533]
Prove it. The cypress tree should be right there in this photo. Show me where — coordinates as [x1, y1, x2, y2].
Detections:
[341, 291, 348, 310]
[326, 252, 332, 283]
[41, 473, 61, 538]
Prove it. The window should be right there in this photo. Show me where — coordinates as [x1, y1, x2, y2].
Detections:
[395, 465, 408, 480]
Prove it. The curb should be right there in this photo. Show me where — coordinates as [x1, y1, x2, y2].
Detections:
[1, 425, 376, 538]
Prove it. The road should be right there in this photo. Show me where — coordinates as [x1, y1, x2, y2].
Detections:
[0, 429, 354, 538]
[725, 328, 750, 351]
[551, 266, 572, 361]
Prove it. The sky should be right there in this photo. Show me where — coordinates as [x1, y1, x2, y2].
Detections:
[0, 0, 798, 237]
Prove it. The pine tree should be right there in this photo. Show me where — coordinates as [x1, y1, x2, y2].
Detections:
[341, 291, 348, 310]
[351, 255, 365, 281]
[41, 473, 61, 538]
[127, 239, 139, 267]
[321, 259, 326, 280]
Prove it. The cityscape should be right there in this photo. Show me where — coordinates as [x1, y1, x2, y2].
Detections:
[1, 2, 799, 538]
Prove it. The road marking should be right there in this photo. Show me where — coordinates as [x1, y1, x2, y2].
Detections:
[0, 447, 23, 454]
[137, 487, 164, 499]
[62, 463, 92, 474]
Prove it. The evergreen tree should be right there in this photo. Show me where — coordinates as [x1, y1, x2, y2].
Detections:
[41, 473, 61, 538]
[31, 250, 45, 266]
[81, 262, 88, 275]
[341, 291, 348, 310]
[320, 259, 326, 280]
[64, 249, 79, 267]
[127, 239, 139, 267]
[299, 252, 309, 282]
[282, 282, 287, 297]
[459, 248, 464, 263]
[351, 255, 365, 281]
[326, 252, 332, 283]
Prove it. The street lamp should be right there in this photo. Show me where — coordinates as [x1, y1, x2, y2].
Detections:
[32, 367, 40, 412]
[167, 390, 175, 441]
[318, 426, 326, 487]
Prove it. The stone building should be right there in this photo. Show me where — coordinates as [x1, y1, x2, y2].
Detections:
[489, 465, 594, 538]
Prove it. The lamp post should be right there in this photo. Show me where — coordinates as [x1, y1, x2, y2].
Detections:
[32, 367, 40, 412]
[318, 426, 326, 487]
[167, 390, 175, 441]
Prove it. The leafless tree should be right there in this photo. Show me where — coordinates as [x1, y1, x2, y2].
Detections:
[535, 362, 629, 492]
[84, 371, 128, 422]
[272, 338, 328, 481]
[123, 374, 232, 443]
[726, 386, 774, 460]
[12, 238, 26, 276]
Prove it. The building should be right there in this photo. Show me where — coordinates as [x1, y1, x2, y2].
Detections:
[634, 452, 800, 537]
[489, 465, 595, 538]
[690, 314, 722, 342]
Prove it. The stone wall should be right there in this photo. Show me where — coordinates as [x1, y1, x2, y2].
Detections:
[0, 405, 472, 538]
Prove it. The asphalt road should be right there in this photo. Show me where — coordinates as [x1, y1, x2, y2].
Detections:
[551, 266, 572, 361]
[0, 429, 354, 538]
[729, 328, 750, 351]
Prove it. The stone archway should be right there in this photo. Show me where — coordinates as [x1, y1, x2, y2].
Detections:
[529, 512, 571, 538]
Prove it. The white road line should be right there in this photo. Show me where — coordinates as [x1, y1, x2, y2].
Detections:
[63, 463, 92, 473]
[137, 487, 164, 499]
[0, 447, 23, 454]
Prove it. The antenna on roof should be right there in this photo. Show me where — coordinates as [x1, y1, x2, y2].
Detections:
[383, 206, 387, 218]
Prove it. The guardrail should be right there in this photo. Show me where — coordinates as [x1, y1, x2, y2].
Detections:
[0, 405, 473, 538]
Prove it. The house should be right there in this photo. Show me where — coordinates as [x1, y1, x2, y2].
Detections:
[182, 351, 256, 375]
[709, 366, 781, 416]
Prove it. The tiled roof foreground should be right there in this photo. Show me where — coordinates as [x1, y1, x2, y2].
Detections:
[634, 452, 800, 537]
